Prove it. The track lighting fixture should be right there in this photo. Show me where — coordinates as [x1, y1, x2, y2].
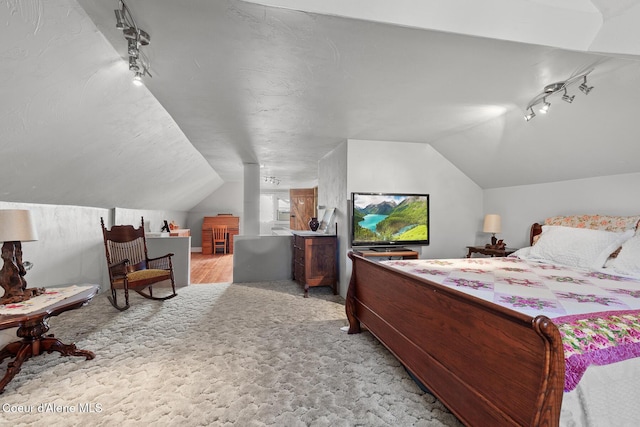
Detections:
[115, 1, 151, 85]
[523, 69, 594, 121]
[263, 176, 280, 185]
[579, 76, 593, 94]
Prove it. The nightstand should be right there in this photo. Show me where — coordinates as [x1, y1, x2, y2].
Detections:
[466, 246, 517, 258]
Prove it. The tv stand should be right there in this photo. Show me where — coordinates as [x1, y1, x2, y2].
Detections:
[354, 248, 418, 260]
[370, 247, 408, 252]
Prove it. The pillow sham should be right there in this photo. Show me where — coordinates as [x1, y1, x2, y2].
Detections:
[544, 215, 640, 233]
[607, 235, 640, 277]
[527, 226, 634, 269]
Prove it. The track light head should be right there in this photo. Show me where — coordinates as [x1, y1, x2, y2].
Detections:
[114, 9, 125, 29]
[562, 89, 575, 103]
[524, 108, 536, 121]
[579, 76, 593, 95]
[133, 72, 144, 86]
[539, 99, 550, 114]
[128, 57, 139, 72]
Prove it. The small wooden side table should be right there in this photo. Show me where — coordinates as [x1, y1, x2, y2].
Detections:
[355, 249, 419, 260]
[0, 285, 99, 393]
[466, 246, 517, 258]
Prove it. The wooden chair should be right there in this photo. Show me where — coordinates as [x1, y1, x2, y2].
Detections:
[212, 225, 228, 254]
[100, 217, 177, 310]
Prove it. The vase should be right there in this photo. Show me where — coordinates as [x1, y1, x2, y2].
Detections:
[308, 217, 319, 231]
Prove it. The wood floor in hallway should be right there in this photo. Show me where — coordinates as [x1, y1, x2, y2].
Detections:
[190, 252, 233, 284]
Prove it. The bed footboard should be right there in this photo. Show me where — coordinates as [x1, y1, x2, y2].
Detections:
[346, 252, 564, 427]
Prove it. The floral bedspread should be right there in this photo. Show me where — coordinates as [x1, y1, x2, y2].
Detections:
[381, 257, 640, 391]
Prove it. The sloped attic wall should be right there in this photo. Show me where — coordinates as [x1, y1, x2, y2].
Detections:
[0, 0, 222, 212]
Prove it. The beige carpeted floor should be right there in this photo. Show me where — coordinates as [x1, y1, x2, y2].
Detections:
[0, 281, 463, 426]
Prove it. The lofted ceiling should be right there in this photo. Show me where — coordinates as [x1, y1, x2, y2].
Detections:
[2, 0, 640, 211]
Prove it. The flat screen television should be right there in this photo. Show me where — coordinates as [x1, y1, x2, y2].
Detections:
[351, 192, 429, 249]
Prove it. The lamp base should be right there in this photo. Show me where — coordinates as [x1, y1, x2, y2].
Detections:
[0, 241, 45, 305]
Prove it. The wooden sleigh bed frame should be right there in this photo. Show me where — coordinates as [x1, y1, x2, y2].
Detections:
[345, 224, 564, 426]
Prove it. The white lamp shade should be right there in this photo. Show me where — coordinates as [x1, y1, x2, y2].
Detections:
[0, 210, 38, 242]
[483, 214, 501, 234]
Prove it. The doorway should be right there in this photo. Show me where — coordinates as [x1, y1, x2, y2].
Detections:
[289, 188, 317, 230]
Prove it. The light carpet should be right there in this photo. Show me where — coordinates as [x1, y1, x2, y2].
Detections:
[0, 281, 463, 426]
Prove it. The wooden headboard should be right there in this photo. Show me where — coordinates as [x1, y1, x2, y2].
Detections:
[530, 223, 543, 245]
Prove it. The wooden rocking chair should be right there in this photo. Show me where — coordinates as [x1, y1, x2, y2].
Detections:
[100, 217, 177, 310]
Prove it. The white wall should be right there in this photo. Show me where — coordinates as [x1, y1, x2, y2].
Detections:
[113, 207, 188, 233]
[0, 202, 193, 295]
[322, 139, 483, 298]
[0, 201, 109, 290]
[318, 141, 348, 295]
[484, 172, 640, 249]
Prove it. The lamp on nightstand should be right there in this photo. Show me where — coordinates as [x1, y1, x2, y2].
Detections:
[483, 214, 501, 246]
[0, 209, 45, 305]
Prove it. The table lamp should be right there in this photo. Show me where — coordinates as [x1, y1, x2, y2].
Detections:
[483, 214, 501, 246]
[0, 209, 45, 304]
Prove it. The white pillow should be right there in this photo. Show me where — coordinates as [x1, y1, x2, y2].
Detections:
[608, 235, 640, 277]
[527, 226, 634, 269]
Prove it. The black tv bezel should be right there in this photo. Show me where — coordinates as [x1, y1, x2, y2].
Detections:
[350, 192, 430, 248]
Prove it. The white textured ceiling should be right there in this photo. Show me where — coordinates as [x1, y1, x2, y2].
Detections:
[2, 0, 640, 210]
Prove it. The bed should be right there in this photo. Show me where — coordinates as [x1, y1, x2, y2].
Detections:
[345, 214, 640, 426]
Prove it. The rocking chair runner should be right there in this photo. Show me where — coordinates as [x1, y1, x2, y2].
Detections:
[100, 217, 177, 310]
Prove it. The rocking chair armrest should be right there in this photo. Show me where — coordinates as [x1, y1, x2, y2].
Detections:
[108, 259, 130, 277]
[147, 253, 174, 271]
[108, 259, 130, 269]
[147, 253, 174, 262]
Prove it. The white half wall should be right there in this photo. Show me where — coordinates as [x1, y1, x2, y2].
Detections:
[0, 201, 194, 295]
[483, 172, 640, 249]
[0, 201, 109, 291]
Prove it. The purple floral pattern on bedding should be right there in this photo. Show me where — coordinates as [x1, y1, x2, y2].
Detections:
[555, 292, 626, 307]
[385, 260, 416, 267]
[608, 288, 640, 298]
[534, 264, 564, 270]
[585, 271, 634, 281]
[554, 310, 640, 391]
[427, 260, 455, 266]
[410, 268, 447, 276]
[501, 277, 543, 287]
[499, 267, 530, 273]
[445, 278, 493, 291]
[459, 268, 487, 274]
[545, 276, 592, 285]
[498, 294, 557, 310]
[465, 259, 492, 265]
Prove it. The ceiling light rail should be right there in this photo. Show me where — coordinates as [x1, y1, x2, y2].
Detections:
[263, 176, 280, 185]
[115, 0, 151, 86]
[524, 69, 593, 121]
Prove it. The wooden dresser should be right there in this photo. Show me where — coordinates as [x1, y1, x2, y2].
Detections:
[202, 215, 239, 254]
[292, 232, 337, 297]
